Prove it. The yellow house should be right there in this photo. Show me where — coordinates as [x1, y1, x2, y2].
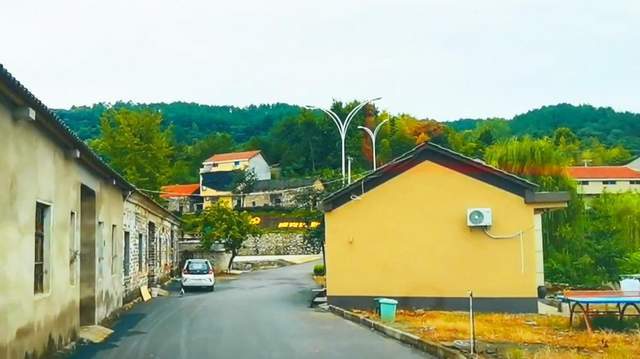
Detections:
[321, 142, 569, 313]
[200, 150, 271, 179]
[200, 150, 271, 209]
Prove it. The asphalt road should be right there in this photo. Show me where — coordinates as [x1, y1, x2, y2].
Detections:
[71, 261, 430, 359]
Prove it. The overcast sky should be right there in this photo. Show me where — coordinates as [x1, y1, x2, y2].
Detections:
[2, 0, 639, 120]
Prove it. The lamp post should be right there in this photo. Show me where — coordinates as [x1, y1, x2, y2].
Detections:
[306, 97, 381, 184]
[358, 117, 389, 171]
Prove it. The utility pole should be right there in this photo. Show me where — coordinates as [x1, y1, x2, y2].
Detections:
[306, 98, 381, 185]
[358, 117, 390, 171]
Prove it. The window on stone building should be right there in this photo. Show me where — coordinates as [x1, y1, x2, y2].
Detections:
[138, 233, 144, 272]
[34, 202, 51, 294]
[123, 231, 130, 277]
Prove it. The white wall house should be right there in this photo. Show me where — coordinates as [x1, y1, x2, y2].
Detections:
[568, 166, 640, 196]
[200, 150, 271, 180]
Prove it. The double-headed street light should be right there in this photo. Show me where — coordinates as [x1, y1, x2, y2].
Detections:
[358, 117, 389, 171]
[305, 97, 381, 185]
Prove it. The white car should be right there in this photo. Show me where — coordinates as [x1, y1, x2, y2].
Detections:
[181, 259, 215, 291]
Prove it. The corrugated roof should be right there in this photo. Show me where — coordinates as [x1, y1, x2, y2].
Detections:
[160, 184, 200, 198]
[568, 166, 640, 179]
[205, 150, 261, 163]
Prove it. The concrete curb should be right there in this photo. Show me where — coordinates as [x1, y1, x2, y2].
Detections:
[329, 305, 467, 359]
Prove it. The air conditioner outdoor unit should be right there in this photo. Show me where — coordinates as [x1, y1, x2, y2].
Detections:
[467, 208, 492, 227]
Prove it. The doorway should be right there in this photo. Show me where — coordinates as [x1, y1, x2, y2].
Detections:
[79, 185, 96, 325]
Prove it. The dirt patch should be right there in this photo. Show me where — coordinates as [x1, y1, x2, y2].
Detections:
[353, 310, 640, 358]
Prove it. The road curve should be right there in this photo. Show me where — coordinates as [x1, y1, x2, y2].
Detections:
[70, 261, 430, 359]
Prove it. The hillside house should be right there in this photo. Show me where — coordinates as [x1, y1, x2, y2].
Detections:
[568, 166, 640, 196]
[200, 150, 271, 179]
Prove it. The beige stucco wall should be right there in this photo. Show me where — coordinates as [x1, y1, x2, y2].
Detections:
[325, 160, 541, 300]
[0, 96, 125, 358]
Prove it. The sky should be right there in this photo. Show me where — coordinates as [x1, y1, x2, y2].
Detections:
[2, 0, 639, 121]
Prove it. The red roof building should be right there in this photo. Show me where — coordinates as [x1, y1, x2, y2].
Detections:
[160, 184, 200, 199]
[568, 166, 640, 179]
[205, 150, 261, 163]
[567, 166, 640, 195]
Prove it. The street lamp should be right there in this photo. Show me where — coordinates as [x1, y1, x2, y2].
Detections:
[305, 97, 381, 185]
[358, 117, 389, 171]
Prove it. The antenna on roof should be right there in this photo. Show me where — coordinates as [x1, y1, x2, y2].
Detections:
[583, 160, 592, 167]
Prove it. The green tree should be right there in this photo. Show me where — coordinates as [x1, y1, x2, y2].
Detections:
[196, 203, 261, 269]
[91, 108, 174, 192]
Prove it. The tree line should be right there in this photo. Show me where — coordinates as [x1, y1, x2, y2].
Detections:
[76, 101, 639, 287]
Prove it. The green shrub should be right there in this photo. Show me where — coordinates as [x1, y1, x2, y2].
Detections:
[313, 264, 325, 276]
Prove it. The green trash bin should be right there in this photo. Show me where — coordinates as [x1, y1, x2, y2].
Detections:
[378, 298, 398, 322]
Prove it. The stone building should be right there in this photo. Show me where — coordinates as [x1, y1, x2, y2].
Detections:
[123, 192, 180, 302]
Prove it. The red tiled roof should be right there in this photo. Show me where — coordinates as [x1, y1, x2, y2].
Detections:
[568, 166, 640, 179]
[205, 150, 261, 163]
[160, 184, 200, 198]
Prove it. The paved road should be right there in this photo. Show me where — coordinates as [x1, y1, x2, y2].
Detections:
[71, 262, 430, 359]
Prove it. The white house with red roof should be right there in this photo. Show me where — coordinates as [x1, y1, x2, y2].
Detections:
[568, 166, 640, 195]
[200, 150, 271, 180]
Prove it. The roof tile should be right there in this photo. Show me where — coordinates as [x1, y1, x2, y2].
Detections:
[568, 166, 640, 179]
[160, 184, 200, 198]
[205, 150, 261, 163]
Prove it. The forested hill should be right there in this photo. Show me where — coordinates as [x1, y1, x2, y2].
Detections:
[56, 102, 301, 143]
[448, 104, 640, 153]
[57, 102, 640, 153]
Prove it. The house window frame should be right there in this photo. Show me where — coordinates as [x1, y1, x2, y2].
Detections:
[69, 211, 78, 286]
[111, 224, 118, 275]
[123, 231, 131, 277]
[580, 180, 589, 185]
[138, 233, 144, 272]
[34, 201, 52, 295]
[97, 221, 104, 279]
[603, 180, 617, 185]
[631, 180, 640, 185]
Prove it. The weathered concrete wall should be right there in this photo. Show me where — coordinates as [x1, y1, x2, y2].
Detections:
[0, 94, 125, 358]
[239, 232, 320, 256]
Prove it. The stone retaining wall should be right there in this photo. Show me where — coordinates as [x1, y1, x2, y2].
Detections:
[239, 232, 320, 256]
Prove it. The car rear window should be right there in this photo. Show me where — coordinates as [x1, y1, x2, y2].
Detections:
[186, 261, 209, 273]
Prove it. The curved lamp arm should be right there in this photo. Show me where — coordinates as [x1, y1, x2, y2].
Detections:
[344, 97, 382, 132]
[373, 118, 390, 137]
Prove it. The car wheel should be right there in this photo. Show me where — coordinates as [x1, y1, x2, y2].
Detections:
[209, 285, 215, 292]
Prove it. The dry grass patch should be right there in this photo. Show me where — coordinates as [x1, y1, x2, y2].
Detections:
[353, 310, 640, 358]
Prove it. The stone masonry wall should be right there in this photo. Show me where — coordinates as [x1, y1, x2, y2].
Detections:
[239, 232, 320, 256]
